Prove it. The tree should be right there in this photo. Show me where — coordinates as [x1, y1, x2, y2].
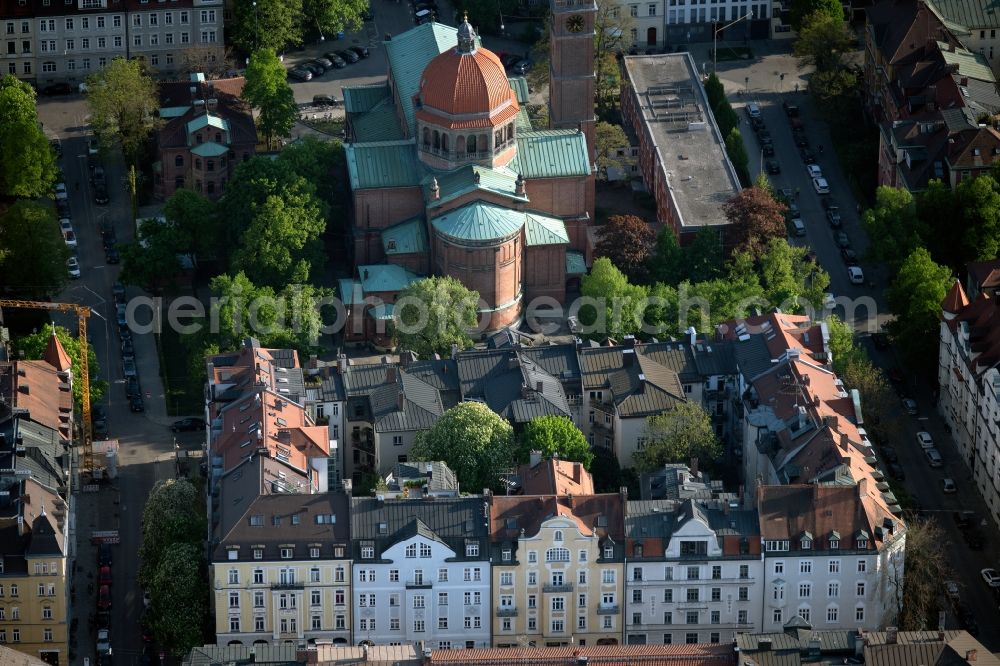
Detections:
[590, 447, 623, 493]
[756, 238, 829, 313]
[790, 0, 843, 33]
[85, 57, 161, 165]
[0, 202, 69, 297]
[723, 185, 788, 254]
[685, 227, 724, 283]
[148, 542, 207, 654]
[395, 276, 479, 358]
[647, 227, 685, 287]
[276, 136, 346, 210]
[704, 73, 725, 110]
[725, 127, 750, 186]
[862, 186, 922, 272]
[118, 218, 186, 292]
[593, 0, 634, 103]
[808, 68, 858, 102]
[594, 122, 630, 180]
[794, 9, 854, 71]
[412, 402, 514, 492]
[242, 49, 300, 148]
[138, 479, 205, 584]
[0, 75, 58, 199]
[594, 215, 655, 282]
[955, 174, 1000, 262]
[634, 402, 721, 472]
[16, 325, 107, 410]
[231, 0, 302, 54]
[163, 189, 220, 260]
[825, 314, 864, 376]
[896, 518, 949, 630]
[840, 355, 898, 447]
[176, 45, 233, 78]
[917, 179, 960, 268]
[517, 416, 594, 469]
[886, 248, 953, 370]
[302, 0, 367, 41]
[579, 257, 649, 341]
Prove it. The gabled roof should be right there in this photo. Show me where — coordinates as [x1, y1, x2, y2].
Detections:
[490, 493, 625, 542]
[427, 643, 735, 664]
[350, 496, 488, 559]
[425, 164, 525, 208]
[369, 372, 444, 433]
[343, 83, 392, 113]
[190, 141, 230, 157]
[357, 264, 423, 293]
[524, 212, 570, 246]
[518, 458, 594, 496]
[607, 354, 686, 418]
[866, 0, 954, 68]
[925, 0, 1000, 30]
[345, 140, 423, 189]
[937, 40, 996, 82]
[510, 130, 592, 178]
[384, 22, 465, 135]
[43, 331, 71, 372]
[382, 217, 428, 255]
[186, 113, 229, 135]
[351, 96, 405, 142]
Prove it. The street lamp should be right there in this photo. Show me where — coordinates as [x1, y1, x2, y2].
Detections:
[252, 0, 260, 50]
[316, 18, 325, 42]
[713, 10, 753, 73]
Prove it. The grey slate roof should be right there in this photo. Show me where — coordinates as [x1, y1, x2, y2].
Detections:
[370, 372, 444, 433]
[11, 419, 66, 492]
[350, 496, 488, 560]
[607, 354, 685, 418]
[25, 513, 61, 556]
[316, 373, 346, 402]
[733, 333, 778, 381]
[639, 464, 733, 501]
[183, 644, 300, 666]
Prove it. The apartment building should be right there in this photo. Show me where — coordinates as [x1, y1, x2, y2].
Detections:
[624, 466, 761, 645]
[939, 278, 1000, 527]
[349, 496, 491, 649]
[489, 459, 627, 648]
[610, 0, 770, 51]
[211, 492, 352, 646]
[0, 0, 224, 88]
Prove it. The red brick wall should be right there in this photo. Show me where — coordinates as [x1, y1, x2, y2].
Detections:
[351, 187, 425, 263]
[524, 175, 592, 220]
[524, 245, 566, 303]
[433, 233, 522, 323]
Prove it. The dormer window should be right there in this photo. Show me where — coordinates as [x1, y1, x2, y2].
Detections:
[855, 530, 869, 550]
[857, 538, 867, 549]
[829, 531, 840, 550]
[799, 531, 812, 550]
[603, 545, 614, 559]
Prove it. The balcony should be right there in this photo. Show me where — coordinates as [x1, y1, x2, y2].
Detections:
[406, 581, 432, 589]
[596, 604, 619, 615]
[496, 607, 518, 617]
[543, 583, 574, 593]
[271, 582, 304, 590]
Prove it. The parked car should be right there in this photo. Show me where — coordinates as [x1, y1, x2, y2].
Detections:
[981, 568, 1000, 587]
[42, 82, 74, 96]
[67, 256, 81, 279]
[806, 164, 823, 179]
[964, 528, 985, 550]
[314, 57, 334, 69]
[887, 463, 905, 480]
[92, 165, 106, 185]
[121, 338, 135, 360]
[902, 398, 918, 415]
[116, 303, 127, 327]
[812, 177, 830, 194]
[327, 54, 347, 69]
[762, 143, 775, 157]
[57, 200, 71, 218]
[125, 376, 140, 399]
[130, 394, 145, 413]
[98, 543, 113, 566]
[840, 248, 858, 265]
[105, 248, 120, 264]
[782, 100, 799, 117]
[766, 159, 780, 175]
[925, 447, 943, 467]
[312, 94, 340, 107]
[509, 59, 532, 76]
[304, 60, 326, 74]
[98, 584, 112, 610]
[93, 416, 109, 439]
[826, 207, 842, 227]
[944, 580, 960, 600]
[821, 196, 837, 210]
[172, 417, 206, 432]
[954, 511, 974, 529]
[916, 431, 934, 449]
[800, 148, 816, 164]
[880, 446, 898, 463]
[112, 282, 126, 301]
[94, 186, 109, 205]
[99, 565, 112, 586]
[834, 231, 850, 248]
[102, 225, 117, 250]
[96, 628, 111, 654]
[143, 590, 151, 609]
[63, 230, 78, 248]
[847, 265, 865, 285]
[288, 67, 312, 81]
[794, 133, 809, 148]
[942, 477, 957, 493]
[123, 358, 137, 378]
[336, 49, 359, 63]
[745, 102, 761, 118]
[349, 46, 370, 59]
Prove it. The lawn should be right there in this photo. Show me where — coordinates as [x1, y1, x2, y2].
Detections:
[155, 325, 203, 417]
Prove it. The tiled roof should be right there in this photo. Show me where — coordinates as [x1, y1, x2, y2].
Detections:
[867, 0, 954, 67]
[42, 332, 71, 372]
[490, 493, 625, 542]
[427, 643, 735, 664]
[15, 360, 72, 441]
[382, 217, 428, 255]
[342, 83, 391, 113]
[524, 212, 570, 246]
[510, 130, 592, 178]
[369, 372, 444, 433]
[608, 354, 685, 417]
[518, 458, 594, 496]
[508, 76, 530, 104]
[942, 280, 970, 314]
[345, 140, 423, 189]
[350, 496, 488, 558]
[926, 0, 1000, 29]
[419, 44, 518, 116]
[431, 200, 525, 242]
[385, 22, 465, 135]
[190, 141, 230, 157]
[357, 264, 423, 293]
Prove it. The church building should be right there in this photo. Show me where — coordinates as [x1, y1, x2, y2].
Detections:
[341, 1, 598, 345]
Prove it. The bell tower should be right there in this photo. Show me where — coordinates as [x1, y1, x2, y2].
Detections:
[549, 0, 597, 162]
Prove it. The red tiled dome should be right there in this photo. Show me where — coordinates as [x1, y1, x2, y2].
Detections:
[419, 45, 516, 116]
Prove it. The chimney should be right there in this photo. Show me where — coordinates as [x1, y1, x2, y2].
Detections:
[967, 650, 978, 662]
[206, 97, 218, 111]
[623, 334, 636, 349]
[623, 349, 635, 366]
[961, 77, 969, 86]
[575, 337, 584, 350]
[387, 366, 397, 383]
[451, 343, 459, 359]
[687, 326, 697, 347]
[857, 477, 868, 498]
[338, 354, 348, 375]
[938, 610, 946, 639]
[757, 638, 772, 651]
[840, 433, 850, 451]
[515, 173, 526, 196]
[886, 626, 898, 645]
[854, 629, 865, 657]
[430, 177, 440, 200]
[529, 450, 542, 467]
[18, 384, 28, 395]
[573, 463, 581, 484]
[397, 392, 405, 411]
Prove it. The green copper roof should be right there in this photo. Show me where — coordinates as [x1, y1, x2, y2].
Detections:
[339, 279, 364, 305]
[515, 107, 534, 133]
[524, 212, 569, 246]
[512, 130, 591, 179]
[160, 106, 191, 118]
[368, 303, 395, 320]
[343, 84, 391, 113]
[385, 22, 465, 136]
[345, 140, 424, 189]
[925, 0, 998, 30]
[566, 250, 587, 274]
[937, 41, 996, 82]
[358, 264, 423, 293]
[382, 217, 428, 255]
[186, 114, 229, 135]
[508, 77, 529, 104]
[190, 141, 230, 157]
[425, 164, 524, 208]
[431, 201, 525, 242]
[352, 97, 405, 142]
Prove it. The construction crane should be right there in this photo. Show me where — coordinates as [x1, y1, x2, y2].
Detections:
[0, 300, 94, 474]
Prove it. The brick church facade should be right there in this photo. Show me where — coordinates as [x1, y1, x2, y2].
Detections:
[342, 2, 597, 346]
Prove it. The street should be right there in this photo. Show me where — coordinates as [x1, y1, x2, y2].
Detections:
[712, 42, 1000, 647]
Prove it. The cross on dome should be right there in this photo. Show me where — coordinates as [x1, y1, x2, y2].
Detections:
[457, 12, 477, 53]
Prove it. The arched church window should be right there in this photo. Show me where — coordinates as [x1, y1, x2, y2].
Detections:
[467, 135, 477, 153]
[423, 127, 430, 146]
[433, 130, 440, 149]
[495, 130, 502, 148]
[441, 134, 449, 153]
[457, 136, 466, 153]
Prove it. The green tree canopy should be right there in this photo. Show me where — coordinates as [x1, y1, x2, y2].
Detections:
[276, 136, 346, 211]
[412, 402, 514, 492]
[790, 0, 844, 33]
[516, 416, 594, 469]
[0, 201, 69, 297]
[163, 189, 220, 260]
[841, 354, 898, 447]
[302, 0, 367, 40]
[723, 185, 788, 254]
[85, 57, 161, 165]
[16, 325, 106, 410]
[886, 248, 953, 370]
[593, 0, 633, 102]
[794, 9, 854, 72]
[896, 518, 949, 630]
[0, 75, 58, 199]
[634, 402, 721, 472]
[118, 218, 186, 293]
[242, 48, 300, 147]
[148, 542, 207, 654]
[685, 227, 725, 283]
[725, 127, 750, 186]
[825, 314, 864, 376]
[862, 186, 922, 271]
[231, 0, 302, 53]
[594, 121, 630, 180]
[138, 479, 205, 584]
[579, 257, 649, 341]
[594, 214, 655, 282]
[395, 276, 479, 358]
[955, 174, 1000, 262]
[756, 238, 830, 312]
[647, 227, 685, 287]
[231, 190, 326, 286]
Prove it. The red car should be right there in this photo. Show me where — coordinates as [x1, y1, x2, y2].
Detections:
[99, 566, 112, 586]
[98, 584, 112, 610]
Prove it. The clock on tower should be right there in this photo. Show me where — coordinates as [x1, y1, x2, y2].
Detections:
[548, 0, 597, 164]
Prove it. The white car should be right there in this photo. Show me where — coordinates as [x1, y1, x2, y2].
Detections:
[916, 431, 934, 449]
[143, 590, 151, 608]
[54, 182, 68, 200]
[63, 229, 77, 248]
[67, 256, 81, 279]
[925, 447, 943, 467]
[96, 628, 110, 653]
[812, 177, 830, 194]
[745, 102, 761, 118]
[806, 164, 823, 179]
[942, 478, 957, 493]
[981, 568, 1000, 587]
[848, 266, 865, 285]
[59, 218, 73, 234]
